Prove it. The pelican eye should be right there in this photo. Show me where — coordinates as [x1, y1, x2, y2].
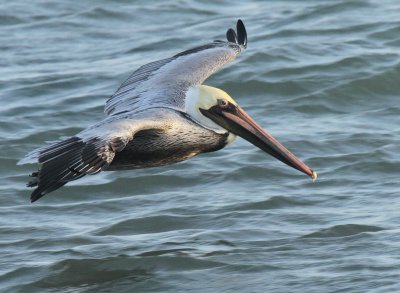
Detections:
[217, 99, 229, 108]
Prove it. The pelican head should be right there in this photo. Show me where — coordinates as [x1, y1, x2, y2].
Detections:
[186, 85, 317, 180]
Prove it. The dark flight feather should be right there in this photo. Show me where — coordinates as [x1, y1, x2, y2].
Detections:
[226, 19, 247, 48]
[28, 137, 122, 202]
[226, 28, 238, 43]
[236, 19, 247, 48]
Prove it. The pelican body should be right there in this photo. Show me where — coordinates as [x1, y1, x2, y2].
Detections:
[109, 107, 231, 170]
[19, 20, 316, 202]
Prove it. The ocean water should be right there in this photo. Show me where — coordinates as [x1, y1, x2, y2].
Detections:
[1, 0, 400, 292]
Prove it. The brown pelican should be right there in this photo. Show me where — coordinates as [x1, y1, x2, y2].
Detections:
[18, 20, 317, 202]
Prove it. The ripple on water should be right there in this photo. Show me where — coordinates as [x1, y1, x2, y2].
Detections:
[302, 224, 384, 238]
[229, 196, 318, 211]
[94, 215, 200, 236]
[27, 255, 225, 291]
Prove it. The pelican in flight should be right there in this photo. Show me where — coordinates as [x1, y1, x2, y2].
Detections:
[19, 20, 317, 202]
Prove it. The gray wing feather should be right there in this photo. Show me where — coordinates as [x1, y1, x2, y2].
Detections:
[19, 109, 177, 202]
[105, 20, 247, 116]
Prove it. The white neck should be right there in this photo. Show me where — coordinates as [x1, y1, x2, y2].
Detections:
[185, 86, 227, 134]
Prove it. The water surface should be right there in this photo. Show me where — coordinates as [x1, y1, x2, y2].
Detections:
[1, 0, 400, 292]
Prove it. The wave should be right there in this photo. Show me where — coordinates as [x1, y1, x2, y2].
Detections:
[302, 224, 384, 238]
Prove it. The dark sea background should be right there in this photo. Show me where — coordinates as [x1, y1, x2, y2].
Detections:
[1, 0, 400, 292]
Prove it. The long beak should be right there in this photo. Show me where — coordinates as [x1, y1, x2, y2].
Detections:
[201, 104, 317, 180]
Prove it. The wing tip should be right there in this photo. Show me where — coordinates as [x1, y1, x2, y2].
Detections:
[226, 28, 238, 43]
[226, 19, 247, 49]
[30, 189, 44, 203]
[236, 19, 247, 48]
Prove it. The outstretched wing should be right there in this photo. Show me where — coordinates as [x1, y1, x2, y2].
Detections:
[105, 19, 247, 116]
[18, 109, 176, 202]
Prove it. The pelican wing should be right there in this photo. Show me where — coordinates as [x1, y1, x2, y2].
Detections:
[105, 20, 247, 116]
[19, 109, 180, 202]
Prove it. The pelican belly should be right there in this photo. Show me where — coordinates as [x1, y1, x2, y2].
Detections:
[107, 111, 231, 170]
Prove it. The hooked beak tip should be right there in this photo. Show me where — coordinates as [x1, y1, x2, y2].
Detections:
[311, 170, 318, 182]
